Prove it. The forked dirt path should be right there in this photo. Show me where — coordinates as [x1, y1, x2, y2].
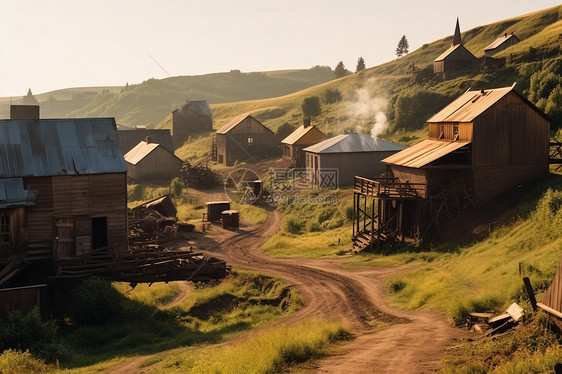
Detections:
[107, 210, 464, 374]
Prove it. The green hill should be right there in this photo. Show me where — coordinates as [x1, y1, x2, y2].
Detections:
[0, 67, 334, 126]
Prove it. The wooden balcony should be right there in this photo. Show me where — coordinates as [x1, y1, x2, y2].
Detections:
[354, 176, 423, 199]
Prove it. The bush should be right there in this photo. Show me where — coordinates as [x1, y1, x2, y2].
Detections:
[170, 177, 183, 197]
[0, 349, 54, 374]
[285, 218, 304, 234]
[276, 122, 296, 140]
[66, 278, 124, 325]
[301, 96, 321, 119]
[322, 88, 342, 104]
[0, 308, 70, 363]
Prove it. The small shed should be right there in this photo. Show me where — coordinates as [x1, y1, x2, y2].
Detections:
[281, 120, 327, 167]
[214, 114, 278, 166]
[124, 140, 184, 184]
[484, 33, 520, 57]
[434, 18, 476, 76]
[117, 126, 174, 154]
[172, 100, 212, 148]
[304, 133, 406, 187]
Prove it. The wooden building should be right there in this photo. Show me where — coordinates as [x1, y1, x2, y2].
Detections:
[352, 85, 550, 251]
[303, 133, 406, 188]
[0, 113, 128, 292]
[281, 120, 327, 167]
[484, 33, 520, 57]
[171, 100, 212, 148]
[124, 140, 184, 184]
[117, 125, 174, 154]
[213, 114, 278, 166]
[434, 18, 476, 77]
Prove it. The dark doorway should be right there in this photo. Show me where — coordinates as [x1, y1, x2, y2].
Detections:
[92, 217, 108, 249]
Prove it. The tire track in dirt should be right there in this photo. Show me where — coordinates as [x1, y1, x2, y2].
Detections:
[107, 209, 464, 373]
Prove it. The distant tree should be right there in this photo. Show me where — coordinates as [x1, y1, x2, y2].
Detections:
[334, 61, 349, 78]
[396, 35, 409, 58]
[301, 96, 321, 119]
[323, 88, 342, 104]
[276, 122, 296, 140]
[356, 57, 366, 73]
[22, 88, 39, 105]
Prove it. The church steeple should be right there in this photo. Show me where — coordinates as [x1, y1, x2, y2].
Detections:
[452, 17, 462, 46]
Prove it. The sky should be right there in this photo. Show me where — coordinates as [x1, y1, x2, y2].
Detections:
[0, 0, 560, 97]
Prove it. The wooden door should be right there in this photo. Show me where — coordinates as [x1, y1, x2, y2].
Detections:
[54, 217, 74, 258]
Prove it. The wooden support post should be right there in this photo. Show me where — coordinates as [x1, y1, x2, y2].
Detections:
[377, 198, 381, 250]
[523, 277, 537, 311]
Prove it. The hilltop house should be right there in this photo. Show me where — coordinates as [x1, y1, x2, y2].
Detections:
[213, 114, 278, 166]
[484, 33, 520, 57]
[281, 120, 327, 167]
[171, 100, 212, 148]
[303, 133, 406, 188]
[0, 106, 128, 312]
[124, 140, 184, 183]
[352, 85, 550, 251]
[434, 18, 476, 77]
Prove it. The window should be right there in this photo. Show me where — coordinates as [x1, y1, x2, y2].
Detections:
[453, 124, 459, 141]
[247, 137, 254, 144]
[439, 124, 444, 139]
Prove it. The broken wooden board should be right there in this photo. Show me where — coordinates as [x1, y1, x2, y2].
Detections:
[506, 302, 524, 322]
[488, 313, 511, 326]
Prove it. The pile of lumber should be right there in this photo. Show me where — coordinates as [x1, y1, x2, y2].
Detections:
[467, 302, 524, 336]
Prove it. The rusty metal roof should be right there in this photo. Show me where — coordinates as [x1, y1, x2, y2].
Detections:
[282, 125, 321, 145]
[303, 133, 406, 154]
[0, 118, 127, 178]
[0, 178, 36, 208]
[216, 114, 251, 134]
[484, 34, 519, 51]
[382, 139, 470, 168]
[427, 86, 514, 123]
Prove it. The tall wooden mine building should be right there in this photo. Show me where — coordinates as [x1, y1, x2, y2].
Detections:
[352, 85, 550, 251]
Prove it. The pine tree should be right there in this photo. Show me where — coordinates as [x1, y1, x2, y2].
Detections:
[356, 57, 366, 73]
[334, 61, 348, 78]
[396, 35, 409, 58]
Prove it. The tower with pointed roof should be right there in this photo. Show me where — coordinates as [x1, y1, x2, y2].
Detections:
[433, 18, 476, 77]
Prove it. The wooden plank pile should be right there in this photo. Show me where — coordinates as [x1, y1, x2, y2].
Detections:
[467, 302, 524, 336]
[55, 195, 227, 282]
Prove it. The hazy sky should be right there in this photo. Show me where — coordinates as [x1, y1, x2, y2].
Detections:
[0, 0, 559, 97]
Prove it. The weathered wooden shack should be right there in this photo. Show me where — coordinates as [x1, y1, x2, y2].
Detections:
[172, 100, 212, 148]
[303, 133, 406, 188]
[281, 120, 327, 167]
[434, 18, 476, 77]
[353, 85, 550, 250]
[0, 114, 128, 290]
[213, 114, 278, 166]
[117, 125, 174, 154]
[484, 33, 520, 57]
[124, 140, 184, 184]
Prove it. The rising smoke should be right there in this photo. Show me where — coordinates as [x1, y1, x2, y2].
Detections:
[346, 81, 389, 139]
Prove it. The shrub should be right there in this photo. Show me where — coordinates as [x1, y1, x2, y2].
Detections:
[0, 308, 70, 363]
[66, 278, 124, 325]
[0, 349, 54, 374]
[285, 218, 304, 234]
[323, 88, 342, 104]
[170, 177, 183, 197]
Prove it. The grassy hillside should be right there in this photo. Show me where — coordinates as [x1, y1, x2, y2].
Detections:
[161, 5, 560, 165]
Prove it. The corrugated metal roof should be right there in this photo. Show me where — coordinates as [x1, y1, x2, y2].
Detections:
[303, 133, 406, 154]
[124, 141, 160, 165]
[484, 34, 518, 51]
[281, 125, 317, 145]
[427, 86, 514, 123]
[216, 114, 253, 134]
[382, 139, 470, 168]
[0, 178, 36, 208]
[0, 118, 127, 177]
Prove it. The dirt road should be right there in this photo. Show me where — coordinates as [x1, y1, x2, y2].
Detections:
[205, 210, 464, 373]
[108, 210, 463, 373]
